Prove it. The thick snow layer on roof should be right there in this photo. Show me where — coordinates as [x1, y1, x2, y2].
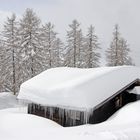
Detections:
[18, 66, 140, 110]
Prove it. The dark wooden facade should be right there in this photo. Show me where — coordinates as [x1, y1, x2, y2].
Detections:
[28, 79, 140, 127]
[28, 104, 85, 126]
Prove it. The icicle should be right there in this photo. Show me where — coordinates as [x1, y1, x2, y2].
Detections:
[37, 104, 40, 110]
[58, 108, 61, 124]
[49, 107, 54, 119]
[32, 103, 36, 114]
[28, 104, 31, 114]
[41, 105, 44, 111]
[83, 109, 89, 124]
[74, 111, 77, 125]
[60, 108, 65, 125]
[26, 103, 96, 127]
[44, 106, 47, 117]
[69, 110, 72, 126]
[72, 110, 76, 126]
[88, 108, 94, 123]
[65, 109, 69, 126]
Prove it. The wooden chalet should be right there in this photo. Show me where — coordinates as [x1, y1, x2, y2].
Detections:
[18, 66, 140, 127]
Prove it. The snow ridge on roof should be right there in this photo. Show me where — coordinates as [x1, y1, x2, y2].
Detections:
[18, 66, 140, 110]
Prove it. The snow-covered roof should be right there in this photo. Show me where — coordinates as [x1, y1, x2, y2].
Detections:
[18, 66, 140, 110]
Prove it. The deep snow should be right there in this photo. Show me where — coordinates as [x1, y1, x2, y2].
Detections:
[0, 100, 140, 140]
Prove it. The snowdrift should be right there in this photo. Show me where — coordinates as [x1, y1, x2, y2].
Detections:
[0, 101, 140, 140]
[18, 66, 140, 110]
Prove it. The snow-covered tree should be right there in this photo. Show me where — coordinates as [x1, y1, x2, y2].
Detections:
[18, 8, 43, 80]
[0, 40, 6, 92]
[106, 24, 134, 66]
[117, 38, 133, 65]
[76, 29, 86, 68]
[0, 14, 19, 94]
[85, 25, 100, 68]
[54, 38, 65, 67]
[41, 22, 59, 68]
[106, 24, 120, 66]
[65, 20, 83, 67]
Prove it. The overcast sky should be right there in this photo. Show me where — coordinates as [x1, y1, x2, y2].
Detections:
[0, 0, 140, 66]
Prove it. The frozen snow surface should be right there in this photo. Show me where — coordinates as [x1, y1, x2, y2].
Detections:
[18, 66, 140, 110]
[0, 99, 140, 140]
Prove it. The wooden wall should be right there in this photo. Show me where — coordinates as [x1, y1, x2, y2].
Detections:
[28, 104, 86, 126]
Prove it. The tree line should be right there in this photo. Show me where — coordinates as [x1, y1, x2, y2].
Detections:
[0, 8, 134, 94]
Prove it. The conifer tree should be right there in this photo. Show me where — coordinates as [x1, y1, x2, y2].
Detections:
[54, 38, 64, 67]
[18, 8, 42, 80]
[41, 22, 58, 68]
[65, 20, 82, 67]
[106, 24, 134, 66]
[85, 25, 100, 68]
[0, 14, 19, 94]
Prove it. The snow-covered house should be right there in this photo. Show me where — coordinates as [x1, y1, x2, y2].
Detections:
[18, 66, 140, 126]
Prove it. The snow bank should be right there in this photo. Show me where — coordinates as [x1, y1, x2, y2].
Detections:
[0, 113, 61, 128]
[0, 112, 61, 140]
[0, 101, 140, 140]
[0, 107, 27, 114]
[65, 100, 140, 139]
[18, 66, 140, 110]
[108, 100, 140, 124]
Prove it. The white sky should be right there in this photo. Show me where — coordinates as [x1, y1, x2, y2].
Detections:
[0, 0, 140, 66]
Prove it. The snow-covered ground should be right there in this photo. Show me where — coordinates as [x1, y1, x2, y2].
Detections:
[0, 92, 25, 109]
[0, 92, 140, 140]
